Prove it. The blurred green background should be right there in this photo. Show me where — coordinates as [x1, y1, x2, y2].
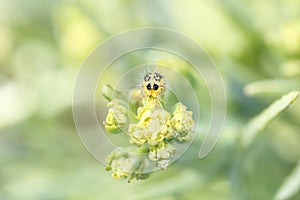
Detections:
[1, 0, 300, 199]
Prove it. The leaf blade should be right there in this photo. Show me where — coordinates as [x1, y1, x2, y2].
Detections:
[274, 160, 300, 200]
[242, 91, 299, 147]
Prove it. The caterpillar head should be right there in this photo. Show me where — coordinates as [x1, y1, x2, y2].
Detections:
[142, 72, 165, 98]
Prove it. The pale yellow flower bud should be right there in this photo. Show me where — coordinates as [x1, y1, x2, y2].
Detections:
[149, 142, 176, 170]
[128, 97, 174, 146]
[171, 103, 194, 140]
[128, 124, 147, 145]
[106, 149, 149, 182]
[104, 100, 128, 133]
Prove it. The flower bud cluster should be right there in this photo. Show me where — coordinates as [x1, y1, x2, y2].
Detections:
[103, 86, 195, 182]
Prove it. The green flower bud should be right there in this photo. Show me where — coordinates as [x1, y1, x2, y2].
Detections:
[149, 142, 176, 170]
[104, 100, 128, 133]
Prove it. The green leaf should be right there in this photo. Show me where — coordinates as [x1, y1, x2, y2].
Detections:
[274, 160, 300, 200]
[242, 91, 299, 147]
[244, 79, 300, 97]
